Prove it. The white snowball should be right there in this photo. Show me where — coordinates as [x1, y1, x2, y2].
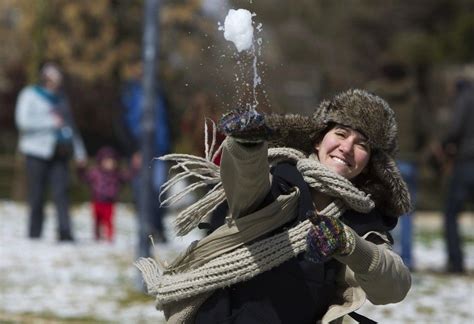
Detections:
[223, 9, 254, 52]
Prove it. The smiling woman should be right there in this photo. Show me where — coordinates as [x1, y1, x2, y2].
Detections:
[136, 89, 412, 324]
[314, 125, 371, 180]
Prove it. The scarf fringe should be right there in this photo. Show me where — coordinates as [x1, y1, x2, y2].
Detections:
[134, 257, 162, 295]
[173, 186, 226, 236]
[158, 120, 224, 236]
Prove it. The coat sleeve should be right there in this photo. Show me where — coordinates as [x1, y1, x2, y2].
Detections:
[220, 137, 271, 219]
[335, 229, 411, 304]
[15, 88, 57, 131]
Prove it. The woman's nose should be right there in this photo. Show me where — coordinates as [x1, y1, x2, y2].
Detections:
[338, 139, 354, 155]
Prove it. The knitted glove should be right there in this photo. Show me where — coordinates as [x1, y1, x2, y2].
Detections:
[218, 108, 273, 143]
[306, 212, 356, 263]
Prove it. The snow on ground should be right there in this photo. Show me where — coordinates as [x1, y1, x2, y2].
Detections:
[0, 200, 473, 323]
[0, 201, 200, 324]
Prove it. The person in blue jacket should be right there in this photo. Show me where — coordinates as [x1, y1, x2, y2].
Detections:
[120, 62, 171, 258]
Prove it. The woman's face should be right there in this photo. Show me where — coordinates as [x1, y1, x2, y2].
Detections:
[314, 125, 371, 180]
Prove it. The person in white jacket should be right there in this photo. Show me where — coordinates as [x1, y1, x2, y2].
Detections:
[15, 62, 87, 241]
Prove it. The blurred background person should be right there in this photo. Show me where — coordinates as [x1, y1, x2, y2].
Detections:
[120, 61, 171, 258]
[438, 77, 474, 274]
[367, 57, 432, 270]
[77, 146, 136, 243]
[15, 62, 87, 242]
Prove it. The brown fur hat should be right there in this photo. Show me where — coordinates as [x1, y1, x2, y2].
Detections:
[267, 89, 411, 217]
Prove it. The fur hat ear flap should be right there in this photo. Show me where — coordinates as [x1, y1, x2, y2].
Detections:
[371, 151, 412, 217]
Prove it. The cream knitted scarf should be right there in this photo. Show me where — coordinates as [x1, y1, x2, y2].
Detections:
[135, 126, 374, 310]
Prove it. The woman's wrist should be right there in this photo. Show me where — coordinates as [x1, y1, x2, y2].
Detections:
[335, 228, 381, 273]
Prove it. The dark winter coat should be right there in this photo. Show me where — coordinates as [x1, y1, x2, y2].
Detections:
[443, 81, 474, 162]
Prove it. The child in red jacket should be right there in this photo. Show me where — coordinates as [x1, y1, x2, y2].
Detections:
[78, 146, 136, 242]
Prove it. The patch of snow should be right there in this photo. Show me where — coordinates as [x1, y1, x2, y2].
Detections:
[0, 201, 201, 323]
[0, 201, 473, 323]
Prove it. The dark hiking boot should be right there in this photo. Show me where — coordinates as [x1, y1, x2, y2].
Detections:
[58, 231, 75, 242]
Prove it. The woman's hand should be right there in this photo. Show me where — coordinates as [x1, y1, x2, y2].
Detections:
[306, 212, 355, 263]
[218, 108, 273, 143]
[51, 111, 64, 128]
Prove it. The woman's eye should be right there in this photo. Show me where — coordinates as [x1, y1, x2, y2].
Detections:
[357, 142, 369, 150]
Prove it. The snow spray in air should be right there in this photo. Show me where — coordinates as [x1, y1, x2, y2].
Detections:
[219, 8, 263, 111]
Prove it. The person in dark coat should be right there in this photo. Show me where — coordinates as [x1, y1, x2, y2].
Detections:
[440, 78, 474, 273]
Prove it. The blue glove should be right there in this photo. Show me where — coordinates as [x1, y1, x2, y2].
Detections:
[218, 108, 273, 143]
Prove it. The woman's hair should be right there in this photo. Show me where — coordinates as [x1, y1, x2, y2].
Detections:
[351, 151, 390, 212]
[310, 123, 334, 150]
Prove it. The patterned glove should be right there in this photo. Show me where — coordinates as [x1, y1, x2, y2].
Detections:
[306, 212, 356, 263]
[218, 108, 273, 143]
